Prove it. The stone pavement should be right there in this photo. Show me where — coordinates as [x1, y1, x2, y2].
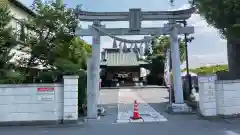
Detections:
[117, 89, 167, 123]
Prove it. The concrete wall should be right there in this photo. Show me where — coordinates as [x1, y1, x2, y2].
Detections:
[0, 76, 79, 125]
[198, 75, 217, 116]
[198, 75, 240, 117]
[215, 80, 240, 115]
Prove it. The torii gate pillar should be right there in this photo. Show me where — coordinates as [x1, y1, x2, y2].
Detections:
[87, 21, 101, 119]
[170, 20, 184, 104]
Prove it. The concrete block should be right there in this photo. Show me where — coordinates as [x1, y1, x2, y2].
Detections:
[12, 96, 32, 104]
[64, 106, 77, 113]
[0, 88, 12, 96]
[215, 82, 223, 90]
[200, 102, 216, 109]
[63, 86, 78, 92]
[223, 83, 240, 91]
[169, 103, 192, 113]
[64, 98, 77, 106]
[0, 105, 14, 113]
[218, 106, 240, 115]
[224, 90, 240, 98]
[116, 119, 130, 123]
[64, 92, 78, 99]
[64, 112, 78, 120]
[154, 117, 168, 122]
[34, 112, 57, 121]
[142, 115, 155, 122]
[199, 95, 216, 103]
[129, 118, 143, 123]
[9, 113, 33, 121]
[223, 98, 240, 107]
[201, 108, 217, 116]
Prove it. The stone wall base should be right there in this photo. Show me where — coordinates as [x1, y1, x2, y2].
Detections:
[166, 103, 194, 114]
[0, 120, 81, 127]
[197, 109, 240, 121]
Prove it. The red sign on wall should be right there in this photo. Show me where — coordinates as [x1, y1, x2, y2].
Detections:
[37, 87, 55, 92]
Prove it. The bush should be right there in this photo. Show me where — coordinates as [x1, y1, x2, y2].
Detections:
[76, 70, 87, 114]
[0, 70, 26, 84]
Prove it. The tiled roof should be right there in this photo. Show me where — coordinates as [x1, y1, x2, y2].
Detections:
[8, 0, 36, 17]
[101, 48, 148, 67]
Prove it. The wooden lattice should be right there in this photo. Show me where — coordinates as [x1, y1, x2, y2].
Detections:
[0, 0, 9, 8]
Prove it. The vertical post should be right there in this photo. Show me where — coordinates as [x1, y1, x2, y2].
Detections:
[170, 20, 184, 104]
[87, 59, 97, 119]
[92, 21, 101, 105]
[63, 76, 79, 122]
[86, 21, 101, 119]
[183, 20, 192, 100]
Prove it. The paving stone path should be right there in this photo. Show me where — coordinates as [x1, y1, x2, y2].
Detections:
[117, 89, 168, 123]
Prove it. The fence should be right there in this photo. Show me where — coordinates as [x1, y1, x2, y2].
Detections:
[0, 75, 79, 125]
[198, 75, 240, 117]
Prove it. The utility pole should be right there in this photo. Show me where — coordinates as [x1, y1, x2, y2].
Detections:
[177, 20, 192, 100]
[183, 20, 192, 99]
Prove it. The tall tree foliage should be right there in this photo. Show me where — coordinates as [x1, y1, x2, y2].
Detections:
[171, 0, 240, 78]
[22, 0, 91, 77]
[151, 36, 186, 62]
[169, 0, 240, 78]
[24, 0, 78, 68]
[193, 0, 240, 78]
[0, 6, 25, 83]
[146, 36, 186, 85]
[193, 0, 239, 39]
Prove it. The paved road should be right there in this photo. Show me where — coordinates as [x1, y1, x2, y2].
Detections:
[1, 88, 240, 135]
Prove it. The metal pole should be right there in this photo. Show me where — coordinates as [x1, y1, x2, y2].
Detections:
[183, 20, 192, 100]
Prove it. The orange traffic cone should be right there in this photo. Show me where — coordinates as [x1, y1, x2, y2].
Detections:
[130, 100, 142, 120]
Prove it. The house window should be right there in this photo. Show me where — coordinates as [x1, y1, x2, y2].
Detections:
[12, 17, 25, 41]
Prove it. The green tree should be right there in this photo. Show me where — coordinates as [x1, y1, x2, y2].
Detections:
[193, 0, 240, 78]
[171, 0, 240, 78]
[20, 0, 92, 83]
[183, 64, 228, 75]
[146, 36, 186, 85]
[151, 36, 186, 62]
[23, 0, 79, 70]
[0, 6, 25, 83]
[53, 37, 92, 73]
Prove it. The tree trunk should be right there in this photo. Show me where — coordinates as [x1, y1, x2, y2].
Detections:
[227, 38, 240, 79]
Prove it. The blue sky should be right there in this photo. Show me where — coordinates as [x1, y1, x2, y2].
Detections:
[21, 0, 228, 68]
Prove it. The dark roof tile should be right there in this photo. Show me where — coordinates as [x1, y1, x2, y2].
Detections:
[8, 0, 36, 17]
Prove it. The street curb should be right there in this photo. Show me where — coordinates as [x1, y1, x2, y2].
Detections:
[0, 118, 86, 128]
[102, 86, 168, 89]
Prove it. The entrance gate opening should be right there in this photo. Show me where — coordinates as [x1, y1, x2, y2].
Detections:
[74, 7, 195, 119]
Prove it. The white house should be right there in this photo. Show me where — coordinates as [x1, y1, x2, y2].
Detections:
[0, 0, 36, 65]
[6, 0, 36, 41]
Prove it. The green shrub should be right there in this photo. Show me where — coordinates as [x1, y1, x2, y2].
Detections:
[76, 70, 87, 114]
[0, 70, 26, 84]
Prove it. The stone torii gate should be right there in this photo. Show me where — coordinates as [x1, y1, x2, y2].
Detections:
[75, 7, 195, 119]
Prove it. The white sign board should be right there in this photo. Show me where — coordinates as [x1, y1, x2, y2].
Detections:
[36, 87, 55, 101]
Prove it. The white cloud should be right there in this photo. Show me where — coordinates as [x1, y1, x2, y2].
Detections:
[181, 53, 228, 69]
[174, 4, 228, 68]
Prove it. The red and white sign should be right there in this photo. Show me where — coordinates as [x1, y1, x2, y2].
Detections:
[37, 87, 54, 92]
[37, 87, 55, 101]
